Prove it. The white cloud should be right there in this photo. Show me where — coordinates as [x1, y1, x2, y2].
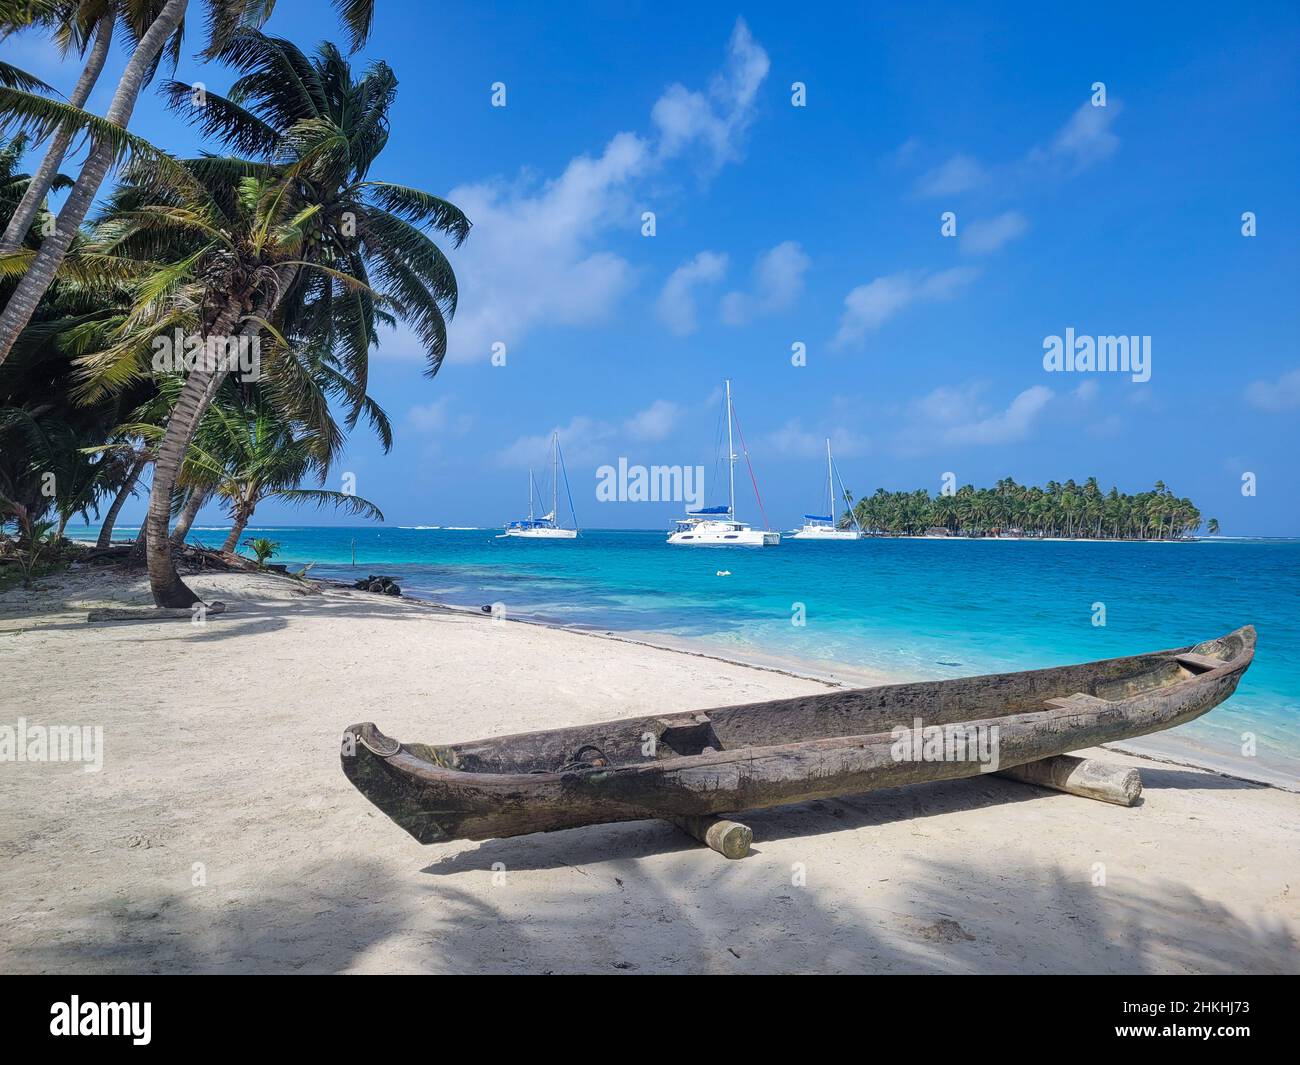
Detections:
[407, 397, 472, 436]
[913, 382, 986, 424]
[1244, 368, 1300, 413]
[495, 415, 611, 469]
[1036, 101, 1122, 171]
[942, 385, 1053, 445]
[496, 400, 685, 467]
[657, 251, 728, 335]
[435, 133, 647, 362]
[767, 420, 868, 459]
[894, 383, 1055, 454]
[721, 241, 811, 325]
[914, 153, 985, 198]
[651, 18, 770, 171]
[911, 100, 1122, 199]
[831, 267, 979, 349]
[885, 138, 922, 170]
[625, 399, 682, 441]
[404, 20, 768, 365]
[962, 210, 1028, 255]
[1074, 379, 1099, 402]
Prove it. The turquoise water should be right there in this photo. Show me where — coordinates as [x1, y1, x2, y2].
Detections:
[74, 525, 1300, 781]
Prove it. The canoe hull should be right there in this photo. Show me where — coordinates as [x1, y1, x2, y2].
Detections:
[341, 626, 1255, 844]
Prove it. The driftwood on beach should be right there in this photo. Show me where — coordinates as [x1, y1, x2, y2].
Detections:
[341, 627, 1254, 853]
[88, 602, 228, 623]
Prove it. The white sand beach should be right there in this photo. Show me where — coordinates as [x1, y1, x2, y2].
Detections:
[1, 570, 1297, 974]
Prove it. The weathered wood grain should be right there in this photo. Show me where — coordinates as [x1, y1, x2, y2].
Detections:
[340, 626, 1254, 846]
[668, 815, 753, 858]
[997, 753, 1142, 806]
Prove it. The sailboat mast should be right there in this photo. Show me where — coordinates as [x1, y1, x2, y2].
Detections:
[826, 438, 834, 521]
[527, 468, 534, 521]
[552, 432, 559, 523]
[726, 379, 736, 519]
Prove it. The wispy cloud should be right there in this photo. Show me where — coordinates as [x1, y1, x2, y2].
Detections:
[1031, 101, 1122, 172]
[831, 267, 979, 349]
[721, 241, 811, 325]
[657, 251, 728, 335]
[651, 18, 770, 172]
[914, 153, 986, 198]
[496, 400, 689, 467]
[766, 420, 869, 459]
[440, 134, 647, 362]
[398, 19, 769, 364]
[893, 382, 1055, 454]
[625, 399, 682, 441]
[911, 100, 1122, 199]
[961, 210, 1028, 255]
[1244, 367, 1300, 413]
[407, 397, 472, 436]
[942, 385, 1054, 445]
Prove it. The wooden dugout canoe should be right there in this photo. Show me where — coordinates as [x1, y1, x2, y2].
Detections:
[341, 626, 1255, 845]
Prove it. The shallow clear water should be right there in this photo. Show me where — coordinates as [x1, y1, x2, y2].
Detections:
[73, 525, 1300, 781]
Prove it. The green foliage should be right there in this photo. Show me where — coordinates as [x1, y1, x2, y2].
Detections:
[852, 477, 1207, 540]
[6, 516, 57, 586]
[242, 535, 279, 566]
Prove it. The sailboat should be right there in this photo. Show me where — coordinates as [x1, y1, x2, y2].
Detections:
[500, 432, 579, 539]
[668, 380, 780, 547]
[789, 439, 863, 540]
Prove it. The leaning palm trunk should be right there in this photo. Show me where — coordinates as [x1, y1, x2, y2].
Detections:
[146, 268, 293, 605]
[0, 11, 114, 254]
[145, 297, 244, 606]
[221, 507, 252, 553]
[95, 451, 147, 548]
[169, 488, 208, 545]
[0, 0, 189, 366]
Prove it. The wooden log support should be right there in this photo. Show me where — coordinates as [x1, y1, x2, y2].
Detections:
[87, 602, 227, 624]
[668, 814, 753, 859]
[996, 753, 1142, 807]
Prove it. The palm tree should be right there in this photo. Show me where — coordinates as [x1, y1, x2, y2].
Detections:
[0, 0, 116, 253]
[74, 31, 467, 605]
[840, 477, 1207, 541]
[0, 0, 190, 365]
[0, 402, 115, 538]
[0, 0, 381, 365]
[1207, 518, 1220, 536]
[184, 392, 382, 553]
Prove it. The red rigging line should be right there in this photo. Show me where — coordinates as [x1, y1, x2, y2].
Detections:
[729, 403, 770, 531]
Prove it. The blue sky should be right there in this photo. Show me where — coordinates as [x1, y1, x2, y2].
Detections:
[8, 0, 1299, 532]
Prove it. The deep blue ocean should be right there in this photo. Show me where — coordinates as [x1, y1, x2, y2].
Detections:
[73, 525, 1299, 782]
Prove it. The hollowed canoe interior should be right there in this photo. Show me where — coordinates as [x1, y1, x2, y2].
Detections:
[414, 636, 1240, 776]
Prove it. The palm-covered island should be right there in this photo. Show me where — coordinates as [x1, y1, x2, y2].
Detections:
[848, 478, 1219, 540]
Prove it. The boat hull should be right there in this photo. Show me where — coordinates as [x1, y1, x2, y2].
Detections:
[501, 527, 578, 539]
[341, 626, 1255, 845]
[667, 521, 780, 546]
[788, 526, 863, 540]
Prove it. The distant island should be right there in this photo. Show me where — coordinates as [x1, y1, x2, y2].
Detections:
[848, 478, 1218, 540]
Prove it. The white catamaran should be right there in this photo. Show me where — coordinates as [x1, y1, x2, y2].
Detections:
[789, 438, 863, 540]
[668, 380, 780, 547]
[500, 431, 578, 539]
